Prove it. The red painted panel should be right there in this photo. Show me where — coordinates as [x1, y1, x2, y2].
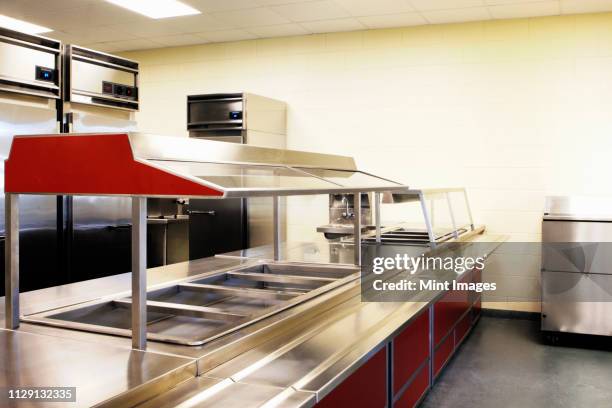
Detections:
[455, 312, 471, 345]
[393, 309, 430, 395]
[457, 270, 471, 317]
[394, 364, 430, 408]
[5, 134, 223, 197]
[434, 333, 454, 378]
[317, 346, 387, 408]
[434, 291, 454, 345]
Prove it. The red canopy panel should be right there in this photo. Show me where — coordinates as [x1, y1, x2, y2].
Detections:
[4, 133, 224, 197]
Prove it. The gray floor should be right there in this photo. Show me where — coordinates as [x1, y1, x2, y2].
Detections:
[420, 316, 612, 408]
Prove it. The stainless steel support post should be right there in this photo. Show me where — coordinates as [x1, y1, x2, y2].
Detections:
[463, 190, 475, 230]
[353, 193, 361, 266]
[273, 196, 281, 261]
[131, 196, 147, 350]
[446, 192, 459, 239]
[420, 193, 436, 248]
[5, 194, 19, 329]
[375, 192, 381, 243]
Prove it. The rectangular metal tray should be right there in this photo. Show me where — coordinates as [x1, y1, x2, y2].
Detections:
[22, 261, 358, 346]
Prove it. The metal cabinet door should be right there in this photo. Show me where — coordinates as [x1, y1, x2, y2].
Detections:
[189, 198, 246, 259]
[0, 102, 60, 295]
[542, 270, 612, 335]
[542, 220, 612, 274]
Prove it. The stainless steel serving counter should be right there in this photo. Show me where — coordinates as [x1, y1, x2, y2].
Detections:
[0, 232, 501, 407]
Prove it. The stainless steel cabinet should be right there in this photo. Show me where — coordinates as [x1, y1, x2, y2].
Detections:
[541, 196, 612, 337]
[0, 28, 62, 295]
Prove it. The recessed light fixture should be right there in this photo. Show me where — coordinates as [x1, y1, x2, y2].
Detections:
[0, 15, 52, 35]
[105, 0, 201, 19]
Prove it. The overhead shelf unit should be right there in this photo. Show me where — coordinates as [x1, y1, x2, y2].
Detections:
[4, 132, 409, 349]
[361, 188, 476, 247]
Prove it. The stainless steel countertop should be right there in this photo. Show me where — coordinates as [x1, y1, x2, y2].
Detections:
[0, 329, 196, 407]
[1, 231, 502, 407]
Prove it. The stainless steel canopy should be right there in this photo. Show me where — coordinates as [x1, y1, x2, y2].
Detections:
[4, 131, 409, 350]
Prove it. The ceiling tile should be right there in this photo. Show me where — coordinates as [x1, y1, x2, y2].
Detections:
[99, 38, 164, 52]
[560, 0, 612, 14]
[23, 3, 147, 32]
[162, 14, 231, 33]
[489, 1, 560, 19]
[45, 30, 81, 44]
[106, 20, 190, 39]
[66, 25, 138, 43]
[9, 0, 94, 14]
[423, 6, 491, 24]
[253, 0, 310, 5]
[247, 23, 309, 37]
[81, 42, 123, 53]
[150, 33, 208, 46]
[271, 0, 351, 22]
[196, 29, 258, 42]
[333, 0, 414, 16]
[300, 17, 365, 33]
[409, 0, 486, 11]
[187, 0, 258, 12]
[485, 0, 546, 4]
[211, 7, 289, 28]
[358, 12, 427, 28]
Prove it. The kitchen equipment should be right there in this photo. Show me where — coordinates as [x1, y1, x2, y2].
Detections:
[542, 196, 612, 338]
[147, 198, 189, 268]
[187, 92, 286, 145]
[362, 188, 475, 247]
[63, 46, 187, 272]
[5, 132, 410, 349]
[0, 27, 62, 294]
[317, 193, 374, 239]
[187, 92, 287, 259]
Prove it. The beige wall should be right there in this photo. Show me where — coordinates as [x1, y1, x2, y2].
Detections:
[123, 12, 612, 311]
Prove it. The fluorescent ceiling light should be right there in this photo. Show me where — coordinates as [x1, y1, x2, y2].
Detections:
[0, 15, 52, 34]
[105, 0, 201, 19]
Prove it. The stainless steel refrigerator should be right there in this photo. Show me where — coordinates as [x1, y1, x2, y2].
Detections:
[61, 45, 188, 277]
[61, 45, 139, 280]
[0, 28, 62, 295]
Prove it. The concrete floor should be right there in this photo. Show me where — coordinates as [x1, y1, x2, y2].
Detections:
[420, 316, 612, 408]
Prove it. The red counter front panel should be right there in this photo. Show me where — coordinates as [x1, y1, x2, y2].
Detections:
[317, 267, 483, 407]
[317, 346, 387, 408]
[393, 310, 430, 395]
[394, 364, 430, 408]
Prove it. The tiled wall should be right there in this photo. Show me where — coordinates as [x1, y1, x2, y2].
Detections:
[123, 12, 612, 311]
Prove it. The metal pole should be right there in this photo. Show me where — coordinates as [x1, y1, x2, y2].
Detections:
[273, 196, 281, 261]
[446, 192, 459, 239]
[463, 189, 475, 230]
[420, 193, 436, 249]
[131, 196, 147, 350]
[375, 192, 381, 243]
[5, 194, 19, 329]
[353, 193, 361, 266]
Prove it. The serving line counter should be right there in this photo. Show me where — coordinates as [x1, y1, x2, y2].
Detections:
[0, 234, 500, 407]
[1, 132, 500, 407]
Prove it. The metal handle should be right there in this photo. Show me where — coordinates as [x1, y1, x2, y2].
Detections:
[189, 210, 216, 216]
